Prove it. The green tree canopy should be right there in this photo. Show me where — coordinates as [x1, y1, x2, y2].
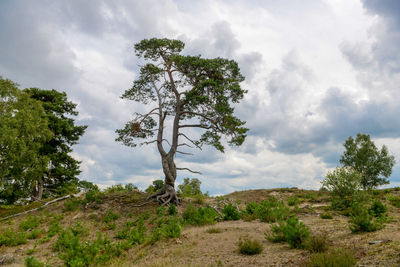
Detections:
[24, 88, 87, 199]
[0, 77, 52, 203]
[340, 133, 395, 189]
[116, 38, 248, 205]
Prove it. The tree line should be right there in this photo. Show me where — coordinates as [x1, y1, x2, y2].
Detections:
[0, 77, 86, 204]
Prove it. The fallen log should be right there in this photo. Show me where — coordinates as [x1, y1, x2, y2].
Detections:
[0, 192, 83, 222]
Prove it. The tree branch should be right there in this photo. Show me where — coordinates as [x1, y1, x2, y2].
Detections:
[176, 167, 202, 174]
[179, 124, 213, 129]
[176, 151, 194, 155]
[178, 133, 202, 150]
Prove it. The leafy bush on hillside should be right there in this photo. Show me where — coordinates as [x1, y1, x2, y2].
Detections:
[182, 204, 218, 226]
[238, 237, 263, 255]
[266, 216, 310, 249]
[0, 229, 27, 246]
[349, 202, 386, 233]
[222, 203, 240, 221]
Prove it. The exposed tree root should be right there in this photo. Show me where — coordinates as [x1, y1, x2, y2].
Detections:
[147, 184, 181, 206]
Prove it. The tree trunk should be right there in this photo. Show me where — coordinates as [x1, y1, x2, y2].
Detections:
[147, 155, 180, 205]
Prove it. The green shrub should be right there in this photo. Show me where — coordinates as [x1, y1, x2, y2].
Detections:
[386, 194, 400, 208]
[304, 233, 329, 253]
[369, 199, 387, 217]
[47, 220, 61, 237]
[0, 229, 27, 246]
[27, 229, 42, 240]
[349, 202, 385, 233]
[256, 198, 290, 223]
[238, 237, 263, 255]
[20, 216, 41, 231]
[62, 198, 82, 212]
[222, 203, 240, 221]
[84, 188, 104, 204]
[307, 248, 356, 267]
[25, 256, 45, 267]
[55, 226, 127, 266]
[102, 210, 120, 223]
[322, 167, 362, 210]
[182, 204, 218, 226]
[320, 212, 333, 219]
[245, 202, 259, 215]
[117, 218, 147, 245]
[266, 216, 310, 249]
[287, 196, 299, 206]
[168, 204, 177, 215]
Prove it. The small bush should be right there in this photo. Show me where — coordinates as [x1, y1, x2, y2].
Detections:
[25, 256, 45, 267]
[150, 217, 181, 244]
[287, 196, 299, 206]
[55, 226, 127, 266]
[182, 204, 218, 226]
[27, 229, 42, 240]
[47, 220, 61, 237]
[304, 233, 329, 253]
[349, 202, 385, 233]
[320, 212, 333, 219]
[238, 237, 263, 255]
[206, 227, 222, 234]
[116, 218, 146, 245]
[84, 188, 104, 204]
[256, 199, 290, 223]
[222, 203, 240, 221]
[62, 198, 82, 212]
[266, 216, 310, 249]
[369, 199, 387, 217]
[168, 204, 177, 215]
[307, 248, 356, 267]
[20, 216, 41, 231]
[102, 210, 120, 223]
[0, 229, 27, 246]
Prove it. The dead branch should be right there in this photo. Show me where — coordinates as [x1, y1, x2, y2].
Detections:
[176, 167, 202, 174]
[0, 192, 83, 222]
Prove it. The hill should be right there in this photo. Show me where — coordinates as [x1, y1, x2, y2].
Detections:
[1, 188, 400, 266]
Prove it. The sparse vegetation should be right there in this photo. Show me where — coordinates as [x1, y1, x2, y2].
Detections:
[320, 212, 333, 219]
[304, 233, 329, 253]
[0, 229, 27, 246]
[25, 256, 45, 267]
[238, 237, 263, 255]
[306, 248, 357, 267]
[206, 227, 222, 234]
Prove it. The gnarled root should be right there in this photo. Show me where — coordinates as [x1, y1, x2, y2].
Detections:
[147, 184, 180, 206]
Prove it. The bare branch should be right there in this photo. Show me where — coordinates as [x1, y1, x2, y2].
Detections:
[176, 151, 194, 156]
[176, 167, 202, 175]
[178, 133, 202, 150]
[179, 124, 213, 129]
[178, 142, 194, 149]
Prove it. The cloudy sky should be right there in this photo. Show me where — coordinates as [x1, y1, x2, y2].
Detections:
[1, 0, 399, 195]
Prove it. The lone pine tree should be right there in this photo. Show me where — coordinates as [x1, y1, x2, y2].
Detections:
[116, 38, 248, 205]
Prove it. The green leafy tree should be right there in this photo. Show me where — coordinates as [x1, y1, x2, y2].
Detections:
[0, 77, 52, 203]
[177, 178, 202, 196]
[24, 88, 87, 200]
[321, 167, 362, 210]
[116, 38, 248, 205]
[340, 133, 395, 189]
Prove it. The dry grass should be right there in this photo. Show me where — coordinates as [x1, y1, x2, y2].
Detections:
[1, 188, 400, 266]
